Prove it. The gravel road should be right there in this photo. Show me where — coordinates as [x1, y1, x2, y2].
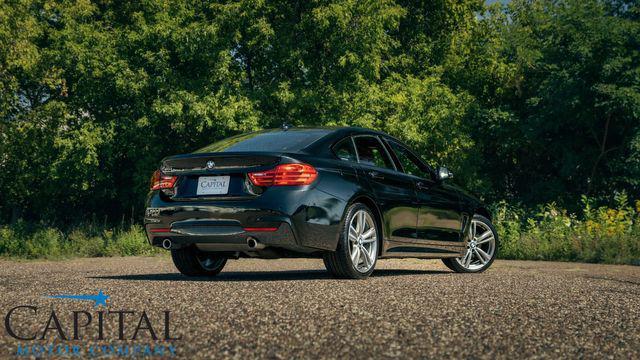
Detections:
[0, 257, 638, 359]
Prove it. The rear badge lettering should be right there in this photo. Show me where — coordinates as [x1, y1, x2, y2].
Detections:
[146, 208, 161, 217]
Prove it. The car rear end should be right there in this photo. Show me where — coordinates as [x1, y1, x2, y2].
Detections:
[143, 128, 350, 256]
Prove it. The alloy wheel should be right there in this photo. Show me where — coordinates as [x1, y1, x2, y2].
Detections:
[196, 253, 225, 271]
[348, 210, 378, 273]
[455, 219, 496, 271]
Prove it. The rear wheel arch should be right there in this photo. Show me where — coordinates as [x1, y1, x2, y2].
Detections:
[345, 194, 385, 254]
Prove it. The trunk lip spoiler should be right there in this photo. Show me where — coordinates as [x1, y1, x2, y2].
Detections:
[161, 151, 299, 162]
[159, 152, 303, 175]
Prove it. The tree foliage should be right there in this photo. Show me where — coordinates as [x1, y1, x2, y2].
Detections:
[0, 0, 638, 224]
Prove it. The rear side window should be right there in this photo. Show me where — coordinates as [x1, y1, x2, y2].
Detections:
[332, 137, 357, 162]
[353, 136, 395, 170]
[195, 129, 331, 153]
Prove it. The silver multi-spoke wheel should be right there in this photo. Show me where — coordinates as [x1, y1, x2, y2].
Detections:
[323, 204, 379, 279]
[348, 209, 378, 273]
[455, 219, 496, 271]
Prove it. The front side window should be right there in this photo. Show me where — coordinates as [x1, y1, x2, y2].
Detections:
[353, 136, 395, 170]
[332, 137, 357, 162]
[387, 140, 432, 179]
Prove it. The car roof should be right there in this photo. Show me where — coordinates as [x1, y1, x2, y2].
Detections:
[194, 126, 392, 155]
[289, 126, 397, 154]
[269, 126, 389, 139]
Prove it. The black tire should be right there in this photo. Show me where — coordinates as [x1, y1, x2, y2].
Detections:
[171, 246, 227, 277]
[323, 203, 379, 279]
[442, 214, 499, 273]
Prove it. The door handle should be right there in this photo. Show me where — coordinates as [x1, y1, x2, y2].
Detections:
[368, 171, 384, 180]
[416, 181, 430, 190]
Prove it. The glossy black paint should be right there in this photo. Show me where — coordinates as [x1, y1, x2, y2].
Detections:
[144, 127, 489, 259]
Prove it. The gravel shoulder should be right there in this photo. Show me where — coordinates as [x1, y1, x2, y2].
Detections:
[0, 257, 639, 359]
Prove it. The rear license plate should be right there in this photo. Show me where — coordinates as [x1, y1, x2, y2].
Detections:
[196, 176, 230, 195]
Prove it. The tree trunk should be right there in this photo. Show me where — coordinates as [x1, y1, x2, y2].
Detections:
[587, 113, 614, 195]
[10, 206, 21, 224]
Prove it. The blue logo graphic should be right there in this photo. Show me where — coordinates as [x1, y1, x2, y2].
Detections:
[46, 290, 110, 308]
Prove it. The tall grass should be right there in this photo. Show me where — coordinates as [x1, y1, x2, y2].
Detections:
[1, 195, 639, 264]
[493, 193, 640, 265]
[0, 222, 162, 259]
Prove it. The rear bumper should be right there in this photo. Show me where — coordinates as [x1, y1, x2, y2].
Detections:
[146, 220, 299, 252]
[143, 186, 347, 253]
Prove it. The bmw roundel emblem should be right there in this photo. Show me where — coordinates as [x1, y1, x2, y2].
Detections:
[206, 160, 215, 169]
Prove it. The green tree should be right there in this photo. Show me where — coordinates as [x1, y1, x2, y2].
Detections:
[454, 0, 640, 207]
[0, 0, 638, 224]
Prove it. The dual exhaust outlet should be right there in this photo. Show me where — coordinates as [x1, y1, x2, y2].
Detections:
[160, 237, 264, 250]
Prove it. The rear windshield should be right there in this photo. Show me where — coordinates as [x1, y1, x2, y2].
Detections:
[195, 129, 331, 153]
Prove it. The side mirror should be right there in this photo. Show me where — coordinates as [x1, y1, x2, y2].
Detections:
[437, 166, 453, 181]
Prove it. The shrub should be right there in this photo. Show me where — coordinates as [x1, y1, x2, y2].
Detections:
[105, 225, 158, 256]
[0, 195, 638, 264]
[0, 223, 162, 259]
[0, 227, 24, 257]
[25, 228, 64, 258]
[493, 193, 640, 265]
[67, 228, 106, 257]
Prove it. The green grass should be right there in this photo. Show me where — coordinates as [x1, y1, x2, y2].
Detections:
[492, 194, 640, 265]
[0, 222, 163, 260]
[1, 195, 639, 264]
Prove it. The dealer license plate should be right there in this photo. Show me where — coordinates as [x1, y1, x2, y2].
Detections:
[196, 176, 230, 195]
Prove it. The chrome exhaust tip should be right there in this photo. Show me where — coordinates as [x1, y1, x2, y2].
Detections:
[246, 237, 265, 250]
[161, 238, 172, 250]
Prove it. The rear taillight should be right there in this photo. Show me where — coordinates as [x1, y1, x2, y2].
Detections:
[248, 163, 318, 186]
[150, 170, 178, 190]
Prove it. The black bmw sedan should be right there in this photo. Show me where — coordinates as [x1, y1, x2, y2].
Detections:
[144, 126, 498, 279]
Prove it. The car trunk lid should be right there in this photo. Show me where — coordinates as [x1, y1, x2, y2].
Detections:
[160, 152, 281, 200]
